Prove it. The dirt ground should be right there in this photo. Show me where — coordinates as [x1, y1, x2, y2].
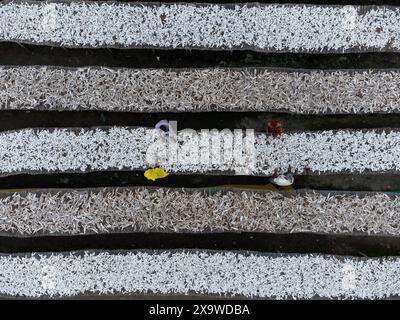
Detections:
[2, 42, 400, 69]
[2, 231, 400, 257]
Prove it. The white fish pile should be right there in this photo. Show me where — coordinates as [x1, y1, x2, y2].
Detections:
[0, 2, 400, 52]
[1, 67, 400, 114]
[0, 127, 398, 176]
[1, 188, 400, 236]
[0, 250, 399, 299]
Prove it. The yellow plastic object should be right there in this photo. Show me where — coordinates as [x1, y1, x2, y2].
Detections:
[144, 167, 169, 181]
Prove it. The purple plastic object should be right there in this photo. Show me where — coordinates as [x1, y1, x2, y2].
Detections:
[155, 120, 170, 131]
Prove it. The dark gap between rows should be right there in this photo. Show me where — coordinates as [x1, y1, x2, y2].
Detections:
[1, 43, 400, 68]
[1, 111, 400, 132]
[0, 172, 397, 192]
[0, 232, 398, 257]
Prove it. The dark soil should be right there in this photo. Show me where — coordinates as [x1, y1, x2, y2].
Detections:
[0, 171, 399, 192]
[3, 110, 400, 132]
[1, 232, 399, 257]
[2, 42, 400, 69]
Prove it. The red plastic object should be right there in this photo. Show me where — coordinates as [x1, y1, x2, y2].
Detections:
[267, 120, 284, 136]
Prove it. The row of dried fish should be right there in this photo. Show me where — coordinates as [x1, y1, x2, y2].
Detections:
[1, 66, 400, 114]
[0, 187, 399, 236]
[1, 2, 400, 52]
[0, 249, 398, 299]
